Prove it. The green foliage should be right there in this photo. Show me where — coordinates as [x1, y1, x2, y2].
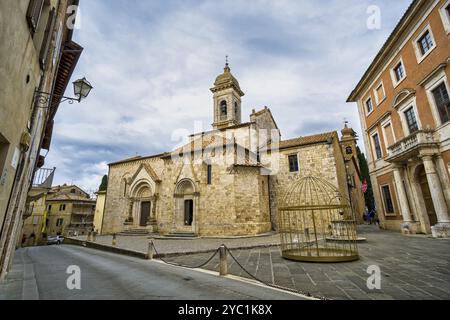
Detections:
[357, 147, 375, 211]
[99, 175, 108, 192]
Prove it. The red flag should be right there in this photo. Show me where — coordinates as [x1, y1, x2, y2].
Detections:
[362, 180, 368, 193]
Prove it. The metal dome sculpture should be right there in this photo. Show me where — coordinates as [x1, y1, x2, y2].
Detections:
[278, 175, 359, 263]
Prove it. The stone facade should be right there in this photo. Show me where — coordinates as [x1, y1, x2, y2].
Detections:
[102, 64, 365, 237]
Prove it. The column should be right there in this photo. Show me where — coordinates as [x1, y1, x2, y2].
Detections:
[421, 156, 450, 224]
[125, 198, 134, 223]
[393, 165, 413, 224]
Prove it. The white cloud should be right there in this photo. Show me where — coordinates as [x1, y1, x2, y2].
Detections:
[45, 0, 413, 192]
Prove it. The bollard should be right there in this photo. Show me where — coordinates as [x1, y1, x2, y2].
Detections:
[219, 245, 228, 276]
[112, 233, 117, 246]
[92, 231, 97, 242]
[147, 240, 154, 260]
[87, 231, 92, 242]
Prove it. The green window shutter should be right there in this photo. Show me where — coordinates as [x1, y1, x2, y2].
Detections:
[26, 0, 45, 34]
[39, 8, 56, 69]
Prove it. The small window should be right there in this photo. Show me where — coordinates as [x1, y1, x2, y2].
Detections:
[234, 102, 238, 114]
[365, 98, 373, 114]
[220, 101, 227, 116]
[372, 133, 383, 160]
[394, 62, 405, 82]
[71, 189, 76, 193]
[59, 204, 66, 211]
[33, 217, 39, 226]
[288, 155, 299, 173]
[432, 82, 450, 125]
[383, 123, 395, 147]
[381, 185, 395, 214]
[446, 3, 450, 16]
[418, 30, 434, 55]
[404, 107, 419, 134]
[207, 165, 212, 185]
[375, 83, 386, 104]
[48, 205, 52, 212]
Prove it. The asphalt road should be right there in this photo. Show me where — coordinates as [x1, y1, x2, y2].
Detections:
[0, 245, 305, 300]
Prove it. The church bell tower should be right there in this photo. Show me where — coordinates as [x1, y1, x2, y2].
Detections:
[210, 60, 245, 130]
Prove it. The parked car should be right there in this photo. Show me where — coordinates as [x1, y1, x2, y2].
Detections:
[47, 235, 64, 245]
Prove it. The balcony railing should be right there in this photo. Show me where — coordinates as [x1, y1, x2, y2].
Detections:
[72, 211, 94, 216]
[33, 167, 56, 188]
[386, 130, 436, 161]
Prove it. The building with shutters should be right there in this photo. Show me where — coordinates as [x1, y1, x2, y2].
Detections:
[21, 184, 95, 246]
[348, 0, 450, 237]
[100, 63, 366, 237]
[0, 0, 83, 280]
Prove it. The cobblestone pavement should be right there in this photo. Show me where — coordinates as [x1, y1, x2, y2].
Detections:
[75, 233, 280, 255]
[161, 226, 450, 300]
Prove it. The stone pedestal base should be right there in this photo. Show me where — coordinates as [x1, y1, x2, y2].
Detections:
[431, 223, 450, 238]
[401, 222, 421, 235]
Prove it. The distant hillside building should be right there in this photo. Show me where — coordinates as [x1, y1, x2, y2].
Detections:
[22, 185, 95, 245]
[101, 63, 365, 237]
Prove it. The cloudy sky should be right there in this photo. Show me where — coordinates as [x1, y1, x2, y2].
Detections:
[46, 0, 412, 194]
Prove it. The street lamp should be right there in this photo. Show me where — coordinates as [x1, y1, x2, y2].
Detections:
[34, 77, 93, 107]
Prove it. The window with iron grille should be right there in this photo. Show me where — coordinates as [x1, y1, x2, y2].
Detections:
[381, 185, 395, 214]
[404, 107, 419, 134]
[372, 134, 383, 160]
[288, 155, 299, 173]
[432, 82, 450, 124]
[418, 30, 434, 55]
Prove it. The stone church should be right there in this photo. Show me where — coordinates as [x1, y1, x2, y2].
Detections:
[101, 63, 365, 236]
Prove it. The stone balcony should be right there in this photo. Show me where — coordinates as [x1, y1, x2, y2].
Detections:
[386, 130, 438, 163]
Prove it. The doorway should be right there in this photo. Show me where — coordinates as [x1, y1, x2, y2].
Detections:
[418, 166, 438, 226]
[184, 200, 193, 226]
[140, 201, 151, 227]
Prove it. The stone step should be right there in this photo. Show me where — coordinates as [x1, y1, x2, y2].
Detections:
[118, 229, 150, 236]
[164, 232, 197, 238]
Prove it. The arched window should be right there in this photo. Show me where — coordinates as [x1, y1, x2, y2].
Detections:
[220, 100, 227, 116]
[234, 102, 238, 114]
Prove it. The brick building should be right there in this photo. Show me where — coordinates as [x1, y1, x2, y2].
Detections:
[348, 0, 450, 237]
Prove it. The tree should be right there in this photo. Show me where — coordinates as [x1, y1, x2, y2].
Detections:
[98, 175, 108, 192]
[357, 147, 375, 211]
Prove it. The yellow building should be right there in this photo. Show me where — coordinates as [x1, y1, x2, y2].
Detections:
[22, 185, 95, 245]
[93, 191, 106, 234]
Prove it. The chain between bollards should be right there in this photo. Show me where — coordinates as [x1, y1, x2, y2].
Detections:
[147, 239, 154, 260]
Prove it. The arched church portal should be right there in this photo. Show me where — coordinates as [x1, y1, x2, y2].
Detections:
[134, 183, 153, 227]
[174, 179, 197, 233]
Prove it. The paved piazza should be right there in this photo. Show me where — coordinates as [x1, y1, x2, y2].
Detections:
[78, 226, 450, 300]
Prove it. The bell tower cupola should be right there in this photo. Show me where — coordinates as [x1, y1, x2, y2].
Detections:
[210, 58, 245, 130]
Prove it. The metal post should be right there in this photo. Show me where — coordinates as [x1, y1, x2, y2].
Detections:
[87, 231, 92, 242]
[147, 240, 154, 260]
[219, 245, 228, 276]
[92, 231, 97, 242]
[112, 233, 117, 246]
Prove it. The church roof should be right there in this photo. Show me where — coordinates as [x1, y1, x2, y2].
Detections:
[210, 63, 245, 96]
[279, 131, 337, 149]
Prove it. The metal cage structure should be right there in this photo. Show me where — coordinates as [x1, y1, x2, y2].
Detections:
[278, 175, 359, 263]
